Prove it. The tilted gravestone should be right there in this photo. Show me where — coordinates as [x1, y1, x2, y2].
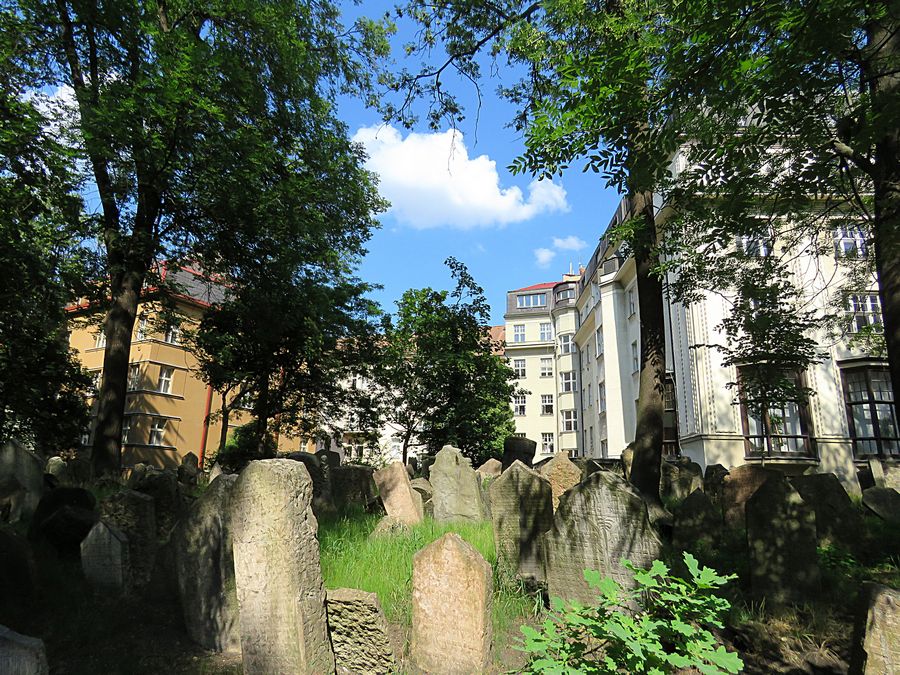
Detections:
[790, 473, 864, 552]
[409, 477, 433, 503]
[746, 475, 820, 605]
[326, 588, 396, 675]
[490, 461, 553, 581]
[0, 624, 48, 675]
[373, 462, 423, 525]
[501, 436, 535, 472]
[171, 473, 240, 653]
[475, 458, 502, 479]
[660, 459, 703, 503]
[411, 533, 492, 674]
[868, 458, 886, 488]
[539, 453, 581, 512]
[703, 464, 729, 503]
[100, 489, 156, 587]
[231, 460, 334, 674]
[80, 521, 130, 593]
[721, 464, 780, 529]
[331, 465, 375, 510]
[543, 471, 662, 605]
[0, 441, 44, 524]
[430, 446, 488, 523]
[849, 582, 900, 674]
[673, 489, 722, 551]
[862, 487, 900, 525]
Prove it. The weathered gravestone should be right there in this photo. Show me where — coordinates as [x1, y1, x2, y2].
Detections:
[231, 460, 334, 674]
[430, 446, 488, 523]
[790, 473, 864, 552]
[661, 459, 704, 503]
[131, 467, 181, 538]
[0, 624, 48, 675]
[171, 474, 240, 653]
[0, 441, 44, 524]
[703, 464, 729, 503]
[501, 436, 535, 472]
[673, 489, 722, 551]
[849, 583, 899, 675]
[326, 588, 396, 675]
[410, 477, 433, 503]
[490, 461, 553, 581]
[28, 488, 98, 558]
[884, 464, 900, 491]
[746, 475, 820, 605]
[620, 445, 634, 481]
[45, 457, 70, 485]
[284, 452, 335, 517]
[543, 471, 662, 605]
[100, 489, 156, 587]
[368, 515, 409, 539]
[177, 452, 200, 486]
[332, 465, 376, 510]
[411, 533, 492, 674]
[80, 521, 130, 593]
[862, 487, 900, 524]
[419, 455, 436, 479]
[373, 462, 423, 525]
[539, 452, 581, 512]
[868, 458, 886, 488]
[475, 458, 502, 479]
[721, 465, 780, 529]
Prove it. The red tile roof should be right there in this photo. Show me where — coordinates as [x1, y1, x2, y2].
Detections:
[511, 282, 557, 292]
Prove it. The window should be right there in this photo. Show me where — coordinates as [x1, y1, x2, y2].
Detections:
[94, 330, 106, 349]
[834, 226, 867, 258]
[562, 409, 578, 432]
[847, 294, 883, 333]
[738, 368, 813, 457]
[598, 382, 606, 413]
[595, 328, 604, 356]
[589, 426, 594, 453]
[517, 293, 547, 308]
[560, 371, 577, 393]
[128, 364, 141, 391]
[539, 322, 553, 341]
[631, 342, 639, 373]
[513, 432, 527, 438]
[600, 439, 608, 457]
[737, 235, 772, 257]
[586, 384, 593, 407]
[157, 366, 174, 394]
[164, 325, 181, 344]
[91, 370, 102, 393]
[556, 288, 575, 302]
[842, 367, 898, 457]
[627, 289, 636, 317]
[513, 324, 526, 343]
[513, 394, 526, 416]
[540, 358, 553, 377]
[121, 418, 131, 444]
[136, 318, 147, 341]
[351, 375, 367, 390]
[663, 375, 679, 458]
[559, 333, 575, 354]
[541, 432, 554, 453]
[148, 418, 166, 446]
[541, 394, 554, 415]
[513, 359, 526, 379]
[80, 427, 92, 446]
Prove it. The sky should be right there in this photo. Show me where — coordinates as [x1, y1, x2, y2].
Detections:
[336, 3, 624, 325]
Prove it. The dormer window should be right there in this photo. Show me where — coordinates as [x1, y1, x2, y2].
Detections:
[516, 293, 547, 308]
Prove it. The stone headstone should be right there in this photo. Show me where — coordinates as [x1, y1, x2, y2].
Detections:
[868, 459, 886, 488]
[326, 588, 396, 675]
[231, 459, 333, 674]
[721, 465, 780, 529]
[100, 489, 156, 587]
[620, 445, 634, 480]
[862, 487, 900, 524]
[80, 521, 130, 593]
[582, 459, 605, 480]
[661, 459, 703, 503]
[284, 452, 335, 517]
[411, 533, 492, 674]
[368, 515, 409, 539]
[332, 465, 376, 510]
[419, 455, 436, 479]
[373, 462, 423, 525]
[430, 446, 488, 523]
[673, 489, 722, 551]
[849, 582, 899, 674]
[131, 468, 181, 538]
[490, 461, 553, 581]
[0, 625, 48, 675]
[790, 473, 864, 552]
[171, 474, 240, 653]
[208, 462, 224, 484]
[539, 453, 582, 512]
[409, 477, 433, 503]
[884, 464, 900, 491]
[45, 457, 70, 484]
[475, 458, 502, 479]
[0, 441, 44, 524]
[127, 463, 149, 487]
[543, 471, 662, 605]
[28, 489, 98, 558]
[177, 452, 200, 486]
[746, 475, 819, 605]
[703, 464, 729, 502]
[501, 436, 535, 472]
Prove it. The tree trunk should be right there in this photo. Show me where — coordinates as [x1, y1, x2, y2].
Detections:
[218, 393, 231, 454]
[253, 376, 272, 457]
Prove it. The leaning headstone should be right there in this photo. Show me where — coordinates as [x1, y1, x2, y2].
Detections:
[704, 464, 729, 503]
[582, 459, 605, 480]
[419, 455, 436, 479]
[543, 471, 662, 605]
[28, 488, 98, 558]
[868, 459, 886, 488]
[411, 533, 492, 674]
[861, 487, 900, 524]
[884, 465, 900, 491]
[171, 474, 240, 653]
[231, 459, 334, 674]
[326, 588, 396, 675]
[721, 465, 780, 529]
[80, 521, 130, 593]
[746, 475, 819, 605]
[177, 453, 200, 486]
[790, 473, 864, 552]
[208, 462, 224, 484]
[100, 489, 156, 587]
[332, 465, 376, 510]
[661, 459, 703, 503]
[501, 436, 535, 471]
[539, 452, 582, 512]
[475, 458, 502, 479]
[0, 624, 48, 675]
[430, 446, 487, 523]
[849, 582, 899, 674]
[673, 489, 722, 551]
[0, 441, 44, 523]
[490, 461, 553, 581]
[409, 477, 433, 503]
[373, 462, 423, 525]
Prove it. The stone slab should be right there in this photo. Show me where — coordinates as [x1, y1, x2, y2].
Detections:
[373, 462, 423, 525]
[539, 453, 581, 512]
[326, 588, 395, 675]
[0, 625, 48, 675]
[430, 446, 487, 523]
[490, 461, 552, 581]
[850, 583, 900, 674]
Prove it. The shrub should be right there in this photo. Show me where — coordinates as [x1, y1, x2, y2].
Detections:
[519, 553, 743, 674]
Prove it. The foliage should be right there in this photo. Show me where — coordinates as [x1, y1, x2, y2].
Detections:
[519, 553, 743, 674]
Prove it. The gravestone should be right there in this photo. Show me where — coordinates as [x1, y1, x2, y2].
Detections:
[475, 458, 502, 479]
[373, 462, 423, 525]
[849, 583, 899, 674]
[661, 459, 704, 503]
[868, 459, 886, 488]
[45, 457, 70, 484]
[332, 465, 375, 510]
[80, 521, 130, 593]
[284, 452, 335, 517]
[746, 475, 819, 605]
[620, 445, 634, 480]
[539, 453, 582, 511]
[703, 464, 730, 502]
[28, 489, 98, 558]
[721, 465, 780, 529]
[673, 489, 722, 551]
[861, 487, 900, 524]
[368, 515, 408, 539]
[171, 474, 240, 653]
[582, 459, 605, 480]
[0, 625, 48, 675]
[326, 588, 396, 675]
[100, 489, 156, 587]
[131, 468, 181, 538]
[501, 436, 535, 471]
[790, 473, 864, 552]
[231, 459, 334, 674]
[419, 455, 436, 479]
[409, 477, 433, 503]
[177, 452, 200, 486]
[490, 461, 553, 581]
[0, 441, 44, 524]
[411, 533, 492, 674]
[543, 471, 662, 605]
[884, 464, 900, 491]
[430, 446, 487, 523]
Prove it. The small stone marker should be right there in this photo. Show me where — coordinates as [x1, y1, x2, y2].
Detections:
[177, 452, 200, 485]
[45, 457, 70, 484]
[368, 515, 409, 539]
[660, 459, 703, 503]
[721, 464, 779, 529]
[703, 464, 729, 502]
[862, 487, 900, 524]
[868, 459, 886, 488]
[326, 588, 396, 675]
[543, 471, 662, 605]
[131, 467, 181, 537]
[673, 489, 722, 551]
[849, 582, 899, 674]
[409, 477, 433, 503]
[620, 445, 634, 480]
[231, 459, 334, 674]
[80, 521, 130, 593]
[411, 533, 492, 674]
[501, 436, 535, 471]
[373, 462, 423, 525]
[0, 624, 48, 675]
[430, 446, 487, 523]
[0, 440, 44, 523]
[539, 452, 581, 511]
[746, 475, 819, 605]
[490, 461, 553, 581]
[99, 489, 156, 587]
[475, 458, 502, 478]
[790, 473, 864, 552]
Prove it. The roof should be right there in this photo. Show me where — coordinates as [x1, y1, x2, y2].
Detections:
[510, 282, 557, 293]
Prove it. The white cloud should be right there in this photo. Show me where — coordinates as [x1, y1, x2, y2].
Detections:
[552, 235, 588, 251]
[534, 248, 557, 268]
[352, 124, 569, 229]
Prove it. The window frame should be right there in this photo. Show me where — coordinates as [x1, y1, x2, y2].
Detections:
[562, 409, 578, 432]
[164, 325, 181, 345]
[846, 293, 883, 333]
[517, 293, 547, 309]
[540, 357, 553, 378]
[559, 333, 575, 354]
[513, 358, 526, 379]
[128, 364, 141, 391]
[540, 394, 554, 415]
[148, 418, 166, 446]
[560, 371, 577, 393]
[512, 394, 526, 416]
[840, 365, 898, 458]
[539, 322, 553, 341]
[737, 368, 815, 459]
[513, 324, 526, 343]
[157, 366, 174, 394]
[541, 432, 554, 453]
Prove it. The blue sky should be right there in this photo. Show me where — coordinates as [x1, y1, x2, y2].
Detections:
[337, 3, 623, 325]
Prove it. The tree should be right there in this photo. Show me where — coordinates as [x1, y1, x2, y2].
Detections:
[7, 0, 391, 473]
[374, 258, 516, 465]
